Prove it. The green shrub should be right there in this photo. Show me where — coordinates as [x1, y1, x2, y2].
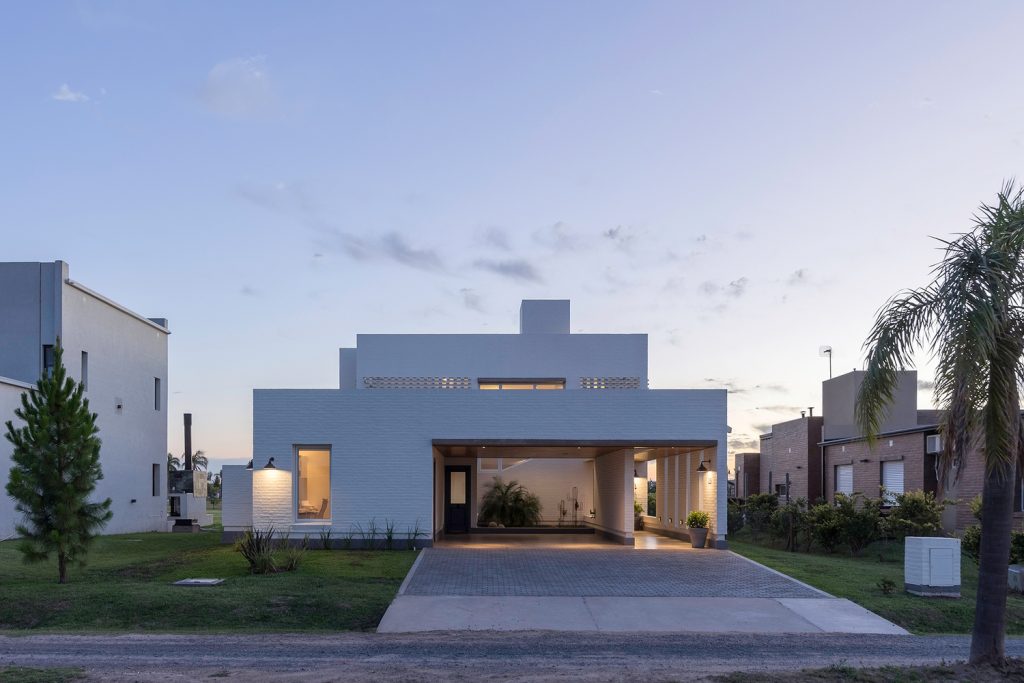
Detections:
[478, 478, 542, 527]
[235, 528, 276, 574]
[769, 498, 808, 552]
[834, 493, 881, 556]
[727, 500, 745, 534]
[885, 490, 948, 539]
[686, 510, 710, 528]
[807, 503, 842, 553]
[746, 493, 778, 540]
[1013, 532, 1024, 565]
[970, 494, 982, 521]
[961, 524, 981, 563]
[877, 578, 896, 595]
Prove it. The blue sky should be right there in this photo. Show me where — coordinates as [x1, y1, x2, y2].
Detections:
[3, 1, 1023, 473]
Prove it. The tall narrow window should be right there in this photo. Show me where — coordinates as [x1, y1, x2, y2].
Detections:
[154, 377, 161, 410]
[881, 460, 904, 506]
[81, 351, 89, 391]
[297, 448, 331, 520]
[42, 345, 55, 376]
[835, 464, 854, 495]
[152, 463, 160, 496]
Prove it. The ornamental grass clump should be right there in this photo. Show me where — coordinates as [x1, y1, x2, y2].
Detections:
[235, 528, 277, 574]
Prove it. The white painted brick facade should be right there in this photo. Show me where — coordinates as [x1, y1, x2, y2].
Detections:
[221, 465, 252, 531]
[252, 468, 293, 532]
[252, 389, 728, 541]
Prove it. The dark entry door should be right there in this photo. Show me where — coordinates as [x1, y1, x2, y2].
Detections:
[444, 465, 471, 534]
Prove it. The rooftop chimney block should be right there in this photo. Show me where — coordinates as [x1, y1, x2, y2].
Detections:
[519, 300, 570, 334]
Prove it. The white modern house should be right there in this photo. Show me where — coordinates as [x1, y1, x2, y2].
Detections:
[225, 300, 729, 547]
[0, 261, 169, 538]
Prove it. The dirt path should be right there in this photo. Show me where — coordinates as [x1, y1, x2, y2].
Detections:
[3, 632, 1024, 681]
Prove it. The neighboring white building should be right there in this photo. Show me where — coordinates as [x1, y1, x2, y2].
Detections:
[230, 300, 729, 547]
[0, 261, 169, 538]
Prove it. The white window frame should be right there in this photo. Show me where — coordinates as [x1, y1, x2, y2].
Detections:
[835, 464, 854, 496]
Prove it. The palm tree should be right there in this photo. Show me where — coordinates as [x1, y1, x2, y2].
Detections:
[168, 450, 207, 472]
[191, 450, 208, 472]
[856, 183, 1024, 665]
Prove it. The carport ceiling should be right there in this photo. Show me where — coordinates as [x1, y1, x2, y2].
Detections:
[433, 442, 713, 460]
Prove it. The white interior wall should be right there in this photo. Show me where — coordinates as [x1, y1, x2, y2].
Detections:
[476, 458, 594, 524]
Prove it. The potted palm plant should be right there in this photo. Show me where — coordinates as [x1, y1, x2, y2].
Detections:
[686, 510, 710, 548]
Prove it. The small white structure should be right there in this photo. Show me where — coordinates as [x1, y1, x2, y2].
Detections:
[905, 536, 961, 597]
[0, 261, 170, 537]
[240, 299, 729, 548]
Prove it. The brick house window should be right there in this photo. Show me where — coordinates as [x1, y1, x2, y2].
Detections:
[835, 464, 853, 495]
[881, 461, 904, 506]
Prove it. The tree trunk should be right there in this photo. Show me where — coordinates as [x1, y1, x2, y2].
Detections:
[58, 552, 68, 585]
[970, 459, 1016, 665]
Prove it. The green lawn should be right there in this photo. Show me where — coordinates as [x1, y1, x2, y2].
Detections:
[0, 528, 416, 633]
[729, 531, 1024, 635]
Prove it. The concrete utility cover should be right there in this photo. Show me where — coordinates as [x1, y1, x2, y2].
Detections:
[379, 540, 908, 635]
[172, 578, 225, 587]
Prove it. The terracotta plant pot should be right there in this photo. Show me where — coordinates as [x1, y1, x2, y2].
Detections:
[688, 527, 709, 548]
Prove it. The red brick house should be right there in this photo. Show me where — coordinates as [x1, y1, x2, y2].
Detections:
[759, 369, 1024, 533]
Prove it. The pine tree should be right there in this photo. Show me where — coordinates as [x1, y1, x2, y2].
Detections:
[4, 341, 112, 583]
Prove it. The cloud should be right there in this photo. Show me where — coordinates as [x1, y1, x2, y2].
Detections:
[787, 268, 810, 286]
[698, 277, 749, 299]
[918, 379, 935, 391]
[200, 57, 273, 117]
[473, 259, 543, 283]
[317, 229, 444, 272]
[753, 423, 773, 433]
[477, 226, 512, 251]
[52, 84, 89, 103]
[756, 404, 805, 414]
[240, 285, 260, 297]
[533, 221, 583, 252]
[729, 437, 759, 451]
[727, 277, 749, 297]
[380, 233, 444, 271]
[602, 225, 637, 252]
[704, 378, 787, 395]
[649, 89, 665, 96]
[460, 288, 484, 312]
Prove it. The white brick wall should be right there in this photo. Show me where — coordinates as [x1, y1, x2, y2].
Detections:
[0, 377, 31, 539]
[252, 468, 293, 532]
[221, 465, 252, 530]
[251, 388, 727, 539]
[593, 449, 631, 539]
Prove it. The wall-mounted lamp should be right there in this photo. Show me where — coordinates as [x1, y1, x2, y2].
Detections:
[246, 459, 253, 469]
[859, 458, 870, 464]
[696, 458, 710, 473]
[264, 457, 277, 469]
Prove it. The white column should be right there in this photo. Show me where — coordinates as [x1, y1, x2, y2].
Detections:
[685, 453, 692, 523]
[673, 454, 680, 529]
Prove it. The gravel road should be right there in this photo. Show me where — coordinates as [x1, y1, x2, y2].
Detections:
[3, 632, 1024, 681]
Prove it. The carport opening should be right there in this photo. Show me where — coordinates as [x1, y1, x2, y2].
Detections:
[432, 441, 717, 546]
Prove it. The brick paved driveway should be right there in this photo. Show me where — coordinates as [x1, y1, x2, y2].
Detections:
[403, 545, 823, 598]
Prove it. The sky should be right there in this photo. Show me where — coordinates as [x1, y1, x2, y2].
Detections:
[2, 1, 1023, 474]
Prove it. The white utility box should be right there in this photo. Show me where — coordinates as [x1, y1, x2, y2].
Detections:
[904, 536, 961, 597]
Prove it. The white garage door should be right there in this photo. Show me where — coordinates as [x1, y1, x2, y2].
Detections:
[835, 464, 853, 495]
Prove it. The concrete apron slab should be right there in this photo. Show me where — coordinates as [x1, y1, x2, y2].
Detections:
[377, 596, 909, 635]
